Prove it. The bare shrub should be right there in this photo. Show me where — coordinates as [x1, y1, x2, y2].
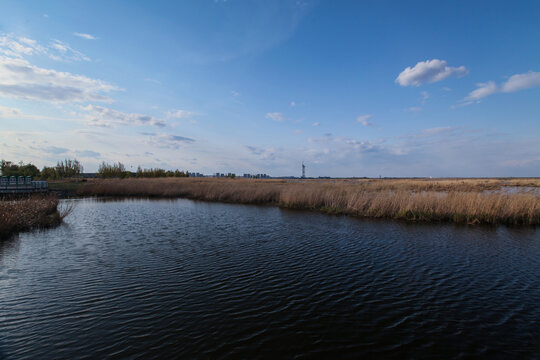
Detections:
[0, 195, 64, 238]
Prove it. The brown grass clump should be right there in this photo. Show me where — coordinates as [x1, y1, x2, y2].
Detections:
[77, 178, 540, 225]
[0, 195, 68, 238]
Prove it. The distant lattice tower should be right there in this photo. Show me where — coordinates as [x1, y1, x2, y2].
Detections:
[302, 162, 306, 178]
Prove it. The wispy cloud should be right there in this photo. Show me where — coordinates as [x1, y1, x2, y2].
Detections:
[312, 122, 320, 127]
[75, 150, 101, 158]
[142, 132, 195, 149]
[421, 91, 429, 105]
[266, 112, 284, 121]
[84, 105, 166, 128]
[166, 109, 195, 119]
[0, 56, 118, 103]
[465, 81, 498, 101]
[48, 39, 90, 61]
[0, 34, 90, 62]
[0, 34, 45, 58]
[501, 71, 540, 93]
[73, 32, 96, 40]
[0, 105, 22, 118]
[308, 133, 333, 143]
[144, 78, 161, 85]
[356, 114, 373, 127]
[398, 126, 459, 139]
[462, 71, 540, 104]
[246, 145, 278, 160]
[43, 146, 69, 155]
[290, 101, 296, 107]
[407, 107, 422, 112]
[396, 59, 468, 87]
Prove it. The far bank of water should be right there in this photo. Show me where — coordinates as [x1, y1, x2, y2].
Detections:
[1, 198, 539, 359]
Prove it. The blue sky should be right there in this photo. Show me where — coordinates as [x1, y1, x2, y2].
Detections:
[0, 0, 539, 177]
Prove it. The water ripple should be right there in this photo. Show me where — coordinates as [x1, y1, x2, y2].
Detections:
[0, 198, 539, 359]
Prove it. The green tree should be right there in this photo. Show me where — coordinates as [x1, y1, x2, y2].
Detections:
[40, 166, 59, 180]
[98, 162, 126, 178]
[39, 159, 83, 180]
[1, 160, 41, 177]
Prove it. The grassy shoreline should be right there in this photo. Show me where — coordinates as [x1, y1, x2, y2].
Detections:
[0, 195, 65, 239]
[77, 178, 540, 225]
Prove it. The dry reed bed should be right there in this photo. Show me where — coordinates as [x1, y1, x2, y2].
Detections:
[77, 178, 540, 225]
[0, 195, 63, 239]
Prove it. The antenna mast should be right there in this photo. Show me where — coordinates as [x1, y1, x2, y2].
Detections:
[301, 162, 306, 178]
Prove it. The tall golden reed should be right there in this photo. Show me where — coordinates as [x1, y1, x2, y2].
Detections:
[0, 195, 64, 238]
[77, 178, 540, 225]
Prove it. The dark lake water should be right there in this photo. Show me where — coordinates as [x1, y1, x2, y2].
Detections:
[1, 198, 539, 359]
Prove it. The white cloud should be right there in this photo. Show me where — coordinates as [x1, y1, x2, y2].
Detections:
[166, 109, 194, 119]
[312, 122, 320, 127]
[73, 32, 96, 40]
[420, 127, 458, 137]
[501, 71, 540, 93]
[462, 71, 540, 104]
[290, 101, 296, 107]
[0, 34, 90, 62]
[75, 150, 101, 158]
[398, 126, 459, 139]
[465, 81, 499, 101]
[341, 138, 385, 153]
[246, 145, 278, 160]
[0, 34, 45, 58]
[84, 105, 166, 128]
[357, 114, 373, 127]
[407, 107, 422, 112]
[266, 112, 284, 121]
[308, 133, 333, 143]
[0, 105, 22, 118]
[0, 56, 118, 102]
[396, 59, 468, 87]
[48, 40, 90, 62]
[50, 42, 67, 53]
[142, 132, 195, 149]
[42, 146, 69, 154]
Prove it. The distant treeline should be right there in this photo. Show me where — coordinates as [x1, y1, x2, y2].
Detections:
[2, 159, 190, 180]
[96, 162, 190, 178]
[98, 162, 132, 178]
[1, 159, 82, 180]
[136, 166, 189, 178]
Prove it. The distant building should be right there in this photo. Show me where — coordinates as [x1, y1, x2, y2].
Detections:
[242, 173, 270, 179]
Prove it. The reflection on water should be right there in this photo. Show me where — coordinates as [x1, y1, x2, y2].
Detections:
[0, 198, 539, 359]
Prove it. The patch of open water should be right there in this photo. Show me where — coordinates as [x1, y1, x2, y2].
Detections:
[0, 198, 539, 359]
